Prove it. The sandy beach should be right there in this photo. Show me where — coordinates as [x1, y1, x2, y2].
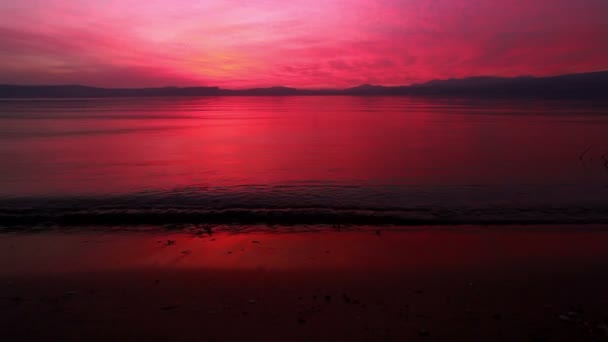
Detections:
[1, 226, 608, 341]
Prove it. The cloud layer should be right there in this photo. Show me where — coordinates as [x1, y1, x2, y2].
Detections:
[1, 0, 607, 88]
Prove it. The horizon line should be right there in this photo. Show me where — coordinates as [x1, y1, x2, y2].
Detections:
[2, 69, 607, 91]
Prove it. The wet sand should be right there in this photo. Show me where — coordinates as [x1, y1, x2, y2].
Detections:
[1, 226, 608, 341]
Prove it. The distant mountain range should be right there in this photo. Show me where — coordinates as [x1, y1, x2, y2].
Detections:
[1, 71, 607, 99]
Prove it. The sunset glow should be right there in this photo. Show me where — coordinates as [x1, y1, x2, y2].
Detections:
[1, 0, 607, 88]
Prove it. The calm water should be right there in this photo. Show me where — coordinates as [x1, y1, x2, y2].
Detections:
[1, 96, 607, 227]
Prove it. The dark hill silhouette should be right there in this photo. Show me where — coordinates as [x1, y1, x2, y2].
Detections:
[0, 85, 221, 98]
[225, 86, 303, 96]
[1, 71, 607, 99]
[405, 72, 608, 98]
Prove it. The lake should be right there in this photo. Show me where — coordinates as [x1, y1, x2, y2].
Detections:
[1, 96, 607, 227]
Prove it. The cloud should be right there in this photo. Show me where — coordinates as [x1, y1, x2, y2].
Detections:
[0, 0, 606, 87]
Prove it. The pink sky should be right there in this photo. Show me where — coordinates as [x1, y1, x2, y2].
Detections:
[1, 0, 607, 88]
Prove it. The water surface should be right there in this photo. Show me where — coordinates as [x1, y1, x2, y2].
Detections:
[1, 96, 607, 227]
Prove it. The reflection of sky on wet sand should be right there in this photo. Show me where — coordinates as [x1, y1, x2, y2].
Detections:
[2, 228, 608, 276]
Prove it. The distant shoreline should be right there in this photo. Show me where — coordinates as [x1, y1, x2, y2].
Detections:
[1, 70, 607, 99]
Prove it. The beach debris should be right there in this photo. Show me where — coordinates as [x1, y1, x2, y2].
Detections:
[192, 223, 216, 236]
[204, 224, 215, 236]
[154, 279, 160, 285]
[161, 305, 180, 311]
[251, 240, 261, 244]
[530, 334, 549, 342]
[166, 223, 188, 230]
[559, 309, 585, 324]
[165, 240, 175, 246]
[9, 296, 24, 303]
[375, 230, 382, 236]
[297, 318, 307, 324]
[342, 294, 352, 304]
[580, 145, 593, 161]
[417, 329, 431, 337]
[324, 295, 332, 303]
[558, 310, 608, 337]
[248, 299, 257, 304]
[180, 250, 191, 255]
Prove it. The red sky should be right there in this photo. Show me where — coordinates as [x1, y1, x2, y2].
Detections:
[1, 0, 607, 88]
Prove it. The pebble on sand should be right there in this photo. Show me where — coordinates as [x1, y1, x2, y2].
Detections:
[160, 305, 179, 311]
[418, 329, 431, 337]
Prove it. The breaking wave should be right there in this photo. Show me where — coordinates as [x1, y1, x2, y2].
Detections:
[2, 184, 608, 230]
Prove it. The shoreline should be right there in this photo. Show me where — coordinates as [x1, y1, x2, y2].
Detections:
[2, 226, 608, 341]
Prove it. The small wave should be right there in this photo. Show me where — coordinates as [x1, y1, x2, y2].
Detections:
[2, 185, 608, 230]
[2, 206, 608, 230]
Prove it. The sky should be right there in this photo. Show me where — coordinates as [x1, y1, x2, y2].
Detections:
[0, 0, 607, 88]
